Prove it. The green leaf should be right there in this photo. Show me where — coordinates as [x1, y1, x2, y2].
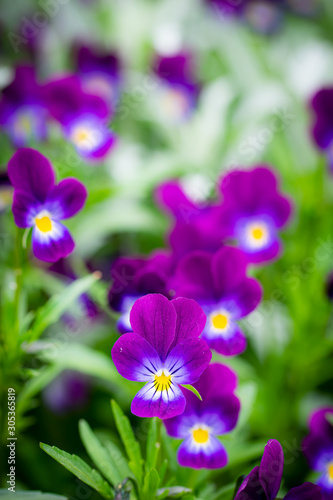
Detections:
[146, 417, 160, 471]
[28, 272, 100, 341]
[103, 440, 134, 482]
[182, 385, 202, 401]
[156, 486, 192, 499]
[142, 468, 160, 500]
[111, 400, 143, 485]
[0, 492, 67, 500]
[39, 443, 113, 499]
[79, 420, 122, 487]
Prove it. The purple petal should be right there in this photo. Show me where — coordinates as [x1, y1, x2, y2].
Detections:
[235, 466, 266, 500]
[165, 338, 212, 385]
[155, 181, 198, 220]
[111, 333, 162, 382]
[311, 88, 333, 149]
[265, 195, 293, 228]
[131, 380, 185, 419]
[284, 483, 323, 500]
[194, 363, 238, 401]
[12, 189, 40, 228]
[212, 246, 248, 297]
[178, 435, 228, 469]
[245, 238, 283, 265]
[202, 323, 247, 357]
[309, 407, 333, 440]
[231, 277, 263, 318]
[46, 178, 87, 220]
[77, 45, 120, 79]
[172, 251, 215, 301]
[8, 148, 55, 202]
[167, 297, 206, 352]
[130, 294, 176, 361]
[259, 439, 284, 500]
[32, 222, 75, 262]
[202, 394, 240, 434]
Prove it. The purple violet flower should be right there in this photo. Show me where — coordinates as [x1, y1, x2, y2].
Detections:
[0, 172, 13, 213]
[0, 66, 48, 147]
[8, 148, 87, 262]
[310, 88, 333, 173]
[164, 363, 240, 468]
[108, 252, 173, 333]
[153, 52, 200, 123]
[43, 370, 90, 415]
[303, 407, 333, 499]
[76, 44, 121, 109]
[155, 180, 225, 260]
[235, 439, 323, 500]
[111, 293, 212, 419]
[217, 166, 293, 264]
[44, 75, 116, 160]
[172, 246, 262, 356]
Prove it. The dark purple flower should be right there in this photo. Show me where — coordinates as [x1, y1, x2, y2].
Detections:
[326, 273, 333, 302]
[310, 88, 333, 172]
[44, 75, 116, 160]
[235, 439, 323, 500]
[0, 66, 48, 147]
[108, 251, 173, 333]
[164, 363, 240, 468]
[43, 370, 90, 414]
[303, 407, 333, 499]
[172, 246, 262, 356]
[153, 52, 200, 123]
[76, 44, 121, 109]
[8, 148, 87, 263]
[217, 166, 293, 264]
[155, 180, 225, 260]
[111, 293, 212, 419]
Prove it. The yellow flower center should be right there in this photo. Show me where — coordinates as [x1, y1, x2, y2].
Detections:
[192, 428, 209, 444]
[154, 371, 172, 392]
[35, 216, 52, 233]
[328, 462, 333, 480]
[212, 313, 228, 330]
[73, 128, 90, 145]
[251, 227, 265, 240]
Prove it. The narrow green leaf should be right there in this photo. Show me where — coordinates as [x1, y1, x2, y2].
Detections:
[79, 420, 122, 486]
[182, 385, 202, 401]
[39, 443, 113, 499]
[104, 440, 134, 481]
[29, 272, 100, 341]
[156, 486, 192, 499]
[142, 468, 160, 500]
[111, 401, 143, 484]
[0, 492, 67, 500]
[146, 417, 160, 470]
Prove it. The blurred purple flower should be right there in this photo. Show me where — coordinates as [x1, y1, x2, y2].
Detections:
[76, 44, 122, 109]
[108, 251, 173, 333]
[111, 293, 212, 419]
[8, 148, 87, 262]
[0, 172, 13, 213]
[0, 66, 48, 147]
[235, 439, 322, 499]
[153, 52, 200, 122]
[164, 363, 240, 468]
[303, 407, 333, 499]
[43, 370, 90, 414]
[44, 75, 116, 160]
[155, 180, 224, 260]
[217, 166, 293, 264]
[172, 246, 262, 356]
[326, 273, 333, 302]
[310, 88, 333, 172]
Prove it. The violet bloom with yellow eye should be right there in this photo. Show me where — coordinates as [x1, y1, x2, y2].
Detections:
[0, 66, 48, 147]
[311, 88, 333, 173]
[164, 363, 240, 469]
[153, 52, 200, 123]
[172, 246, 262, 356]
[111, 294, 212, 419]
[44, 75, 116, 160]
[8, 148, 87, 262]
[217, 167, 293, 264]
[76, 44, 121, 109]
[303, 407, 333, 499]
[234, 439, 322, 500]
